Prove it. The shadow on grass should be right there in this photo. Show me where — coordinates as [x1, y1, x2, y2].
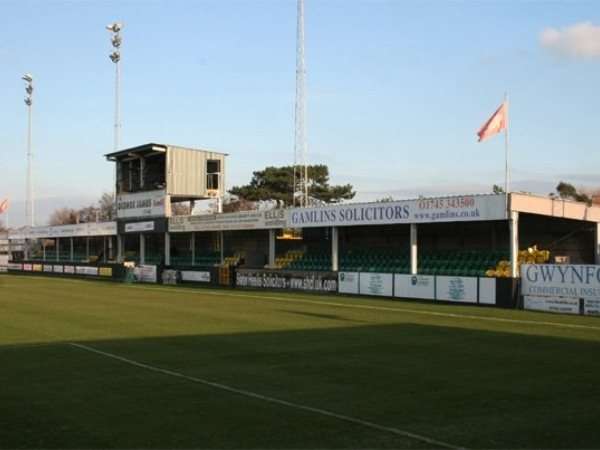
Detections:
[1, 322, 599, 449]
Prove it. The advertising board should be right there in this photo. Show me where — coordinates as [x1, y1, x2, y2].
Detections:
[394, 274, 435, 300]
[436, 276, 478, 303]
[338, 272, 359, 294]
[359, 273, 393, 297]
[181, 271, 211, 283]
[236, 269, 338, 293]
[117, 190, 166, 219]
[523, 296, 580, 315]
[134, 265, 157, 283]
[521, 264, 600, 301]
[478, 278, 497, 305]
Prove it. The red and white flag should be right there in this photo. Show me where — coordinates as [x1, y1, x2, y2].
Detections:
[477, 102, 507, 142]
[0, 199, 7, 214]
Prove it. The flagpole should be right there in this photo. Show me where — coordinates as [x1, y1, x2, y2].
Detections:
[504, 92, 509, 195]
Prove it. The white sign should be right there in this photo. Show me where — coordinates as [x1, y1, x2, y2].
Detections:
[436, 276, 478, 303]
[288, 195, 506, 228]
[169, 210, 285, 233]
[76, 266, 99, 276]
[478, 278, 496, 305]
[338, 272, 359, 294]
[394, 274, 435, 300]
[584, 299, 600, 316]
[125, 221, 155, 233]
[117, 190, 166, 219]
[181, 270, 211, 283]
[134, 265, 157, 283]
[9, 222, 117, 239]
[521, 264, 600, 301]
[359, 272, 393, 297]
[524, 296, 580, 315]
[169, 194, 507, 233]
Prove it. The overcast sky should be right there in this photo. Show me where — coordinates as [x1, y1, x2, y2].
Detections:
[2, 0, 600, 227]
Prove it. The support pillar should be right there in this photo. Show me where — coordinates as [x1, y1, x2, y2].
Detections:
[140, 234, 145, 265]
[596, 223, 600, 264]
[164, 232, 171, 266]
[117, 234, 123, 263]
[509, 210, 519, 278]
[331, 226, 339, 271]
[410, 223, 418, 275]
[269, 229, 276, 268]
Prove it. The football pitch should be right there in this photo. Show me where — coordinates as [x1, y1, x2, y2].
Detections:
[1, 275, 599, 449]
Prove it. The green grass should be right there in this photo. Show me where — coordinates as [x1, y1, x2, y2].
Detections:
[1, 274, 599, 449]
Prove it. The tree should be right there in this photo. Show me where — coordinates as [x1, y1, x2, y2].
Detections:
[229, 164, 355, 207]
[492, 184, 505, 194]
[47, 191, 116, 226]
[48, 207, 80, 226]
[97, 191, 116, 221]
[552, 182, 591, 204]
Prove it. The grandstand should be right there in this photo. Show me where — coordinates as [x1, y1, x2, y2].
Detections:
[5, 143, 600, 314]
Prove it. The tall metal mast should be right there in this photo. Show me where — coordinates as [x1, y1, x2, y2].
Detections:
[106, 22, 123, 154]
[23, 74, 34, 228]
[293, 0, 308, 208]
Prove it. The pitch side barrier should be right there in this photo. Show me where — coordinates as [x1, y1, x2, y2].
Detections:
[233, 268, 518, 307]
[7, 260, 125, 281]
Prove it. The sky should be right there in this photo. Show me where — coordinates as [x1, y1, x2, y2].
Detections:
[2, 0, 600, 227]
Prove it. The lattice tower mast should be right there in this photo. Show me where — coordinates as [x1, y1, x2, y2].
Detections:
[293, 0, 308, 208]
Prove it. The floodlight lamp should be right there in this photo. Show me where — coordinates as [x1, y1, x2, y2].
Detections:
[22, 73, 33, 82]
[106, 22, 122, 32]
[24, 97, 32, 106]
[26, 85, 33, 94]
[109, 51, 121, 63]
[111, 35, 121, 47]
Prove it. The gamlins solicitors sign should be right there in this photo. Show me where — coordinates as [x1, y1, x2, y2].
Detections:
[117, 190, 166, 219]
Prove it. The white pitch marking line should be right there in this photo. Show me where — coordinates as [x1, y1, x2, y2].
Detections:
[69, 342, 465, 450]
[130, 284, 600, 332]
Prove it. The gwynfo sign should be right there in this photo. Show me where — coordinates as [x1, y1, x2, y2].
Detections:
[521, 264, 600, 316]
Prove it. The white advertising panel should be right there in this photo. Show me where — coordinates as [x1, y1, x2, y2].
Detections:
[117, 190, 166, 219]
[181, 271, 211, 282]
[359, 273, 393, 297]
[584, 299, 600, 316]
[436, 276, 478, 303]
[478, 278, 496, 305]
[9, 222, 116, 239]
[523, 296, 580, 315]
[125, 221, 155, 233]
[169, 195, 507, 233]
[338, 272, 359, 294]
[169, 210, 286, 233]
[8, 263, 22, 271]
[53, 265, 64, 273]
[76, 266, 99, 276]
[521, 264, 600, 301]
[394, 274, 435, 300]
[134, 265, 157, 283]
[288, 195, 507, 229]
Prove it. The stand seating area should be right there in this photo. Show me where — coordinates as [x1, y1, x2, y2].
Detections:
[280, 249, 511, 277]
